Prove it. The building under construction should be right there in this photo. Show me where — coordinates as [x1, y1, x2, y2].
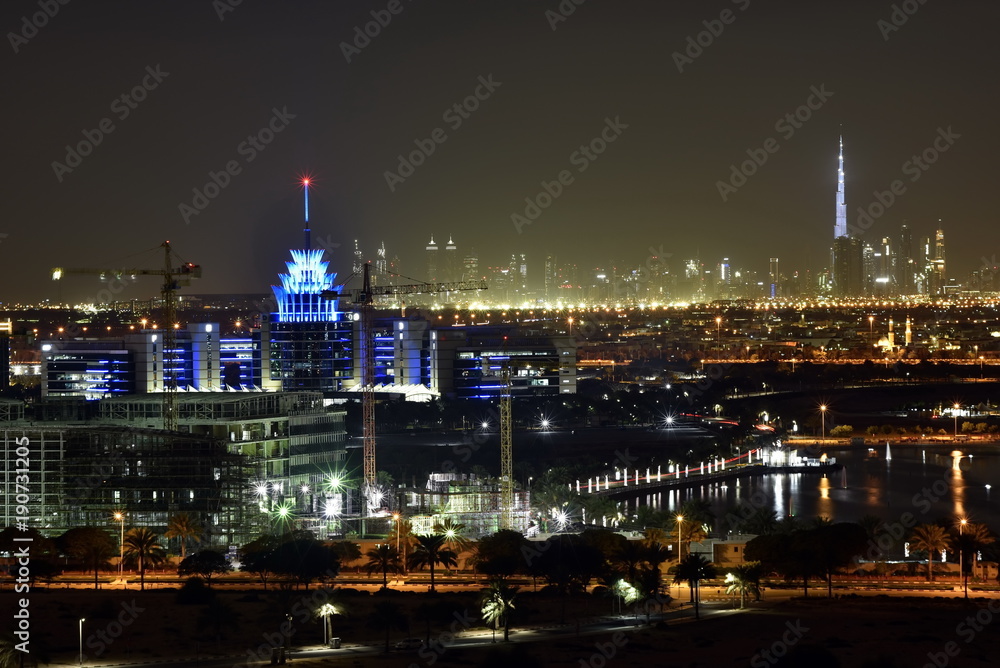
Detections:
[405, 472, 531, 537]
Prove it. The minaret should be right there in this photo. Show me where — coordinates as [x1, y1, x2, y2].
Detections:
[905, 316, 912, 346]
[888, 318, 895, 349]
[301, 178, 311, 249]
[835, 136, 847, 239]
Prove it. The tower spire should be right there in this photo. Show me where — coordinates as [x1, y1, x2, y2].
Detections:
[835, 135, 847, 238]
[301, 177, 311, 250]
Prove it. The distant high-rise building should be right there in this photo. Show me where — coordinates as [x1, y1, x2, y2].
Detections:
[444, 235, 458, 283]
[426, 236, 439, 282]
[898, 223, 914, 294]
[375, 241, 388, 285]
[835, 135, 847, 239]
[930, 226, 946, 295]
[462, 247, 479, 282]
[833, 236, 863, 297]
[544, 254, 557, 300]
[831, 135, 862, 296]
[768, 258, 779, 298]
[352, 239, 363, 276]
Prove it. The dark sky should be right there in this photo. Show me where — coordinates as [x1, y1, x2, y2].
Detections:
[2, 0, 998, 302]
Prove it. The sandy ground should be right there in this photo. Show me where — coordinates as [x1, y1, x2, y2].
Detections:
[4, 586, 1000, 667]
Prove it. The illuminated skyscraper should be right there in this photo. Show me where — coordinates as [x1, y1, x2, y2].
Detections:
[831, 136, 862, 296]
[426, 236, 439, 282]
[265, 184, 353, 391]
[835, 135, 847, 239]
[444, 235, 458, 283]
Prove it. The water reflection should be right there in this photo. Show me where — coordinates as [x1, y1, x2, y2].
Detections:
[638, 445, 997, 533]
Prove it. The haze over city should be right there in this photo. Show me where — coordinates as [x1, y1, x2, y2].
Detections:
[3, 0, 999, 303]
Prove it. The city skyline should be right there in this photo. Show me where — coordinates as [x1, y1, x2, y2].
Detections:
[2, 1, 998, 304]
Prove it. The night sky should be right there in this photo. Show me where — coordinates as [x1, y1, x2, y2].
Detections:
[3, 0, 998, 303]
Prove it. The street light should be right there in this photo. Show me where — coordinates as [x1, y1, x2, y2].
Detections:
[820, 405, 827, 441]
[954, 403, 961, 438]
[959, 518, 968, 599]
[715, 316, 722, 358]
[113, 511, 125, 585]
[318, 603, 337, 646]
[676, 515, 684, 561]
[868, 316, 875, 351]
[79, 618, 86, 666]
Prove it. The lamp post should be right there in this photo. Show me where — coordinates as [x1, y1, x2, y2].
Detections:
[820, 405, 827, 442]
[79, 618, 86, 666]
[959, 518, 968, 599]
[113, 511, 125, 585]
[676, 515, 684, 561]
[715, 317, 722, 358]
[868, 316, 874, 352]
[318, 603, 336, 646]
[954, 403, 961, 438]
[675, 515, 685, 600]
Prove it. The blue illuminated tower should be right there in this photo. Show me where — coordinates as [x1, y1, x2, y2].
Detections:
[302, 177, 311, 249]
[265, 181, 353, 391]
[835, 136, 847, 239]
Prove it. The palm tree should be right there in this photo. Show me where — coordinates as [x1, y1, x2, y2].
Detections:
[61, 527, 116, 590]
[909, 524, 951, 581]
[165, 512, 203, 559]
[480, 579, 518, 641]
[367, 600, 407, 653]
[408, 534, 458, 592]
[673, 554, 716, 620]
[364, 544, 401, 589]
[0, 631, 49, 668]
[963, 523, 995, 581]
[725, 562, 763, 608]
[123, 527, 165, 591]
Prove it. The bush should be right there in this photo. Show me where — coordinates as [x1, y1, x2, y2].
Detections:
[176, 577, 215, 605]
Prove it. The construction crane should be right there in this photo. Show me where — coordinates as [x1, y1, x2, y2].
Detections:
[52, 241, 201, 431]
[323, 262, 487, 512]
[499, 336, 514, 530]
